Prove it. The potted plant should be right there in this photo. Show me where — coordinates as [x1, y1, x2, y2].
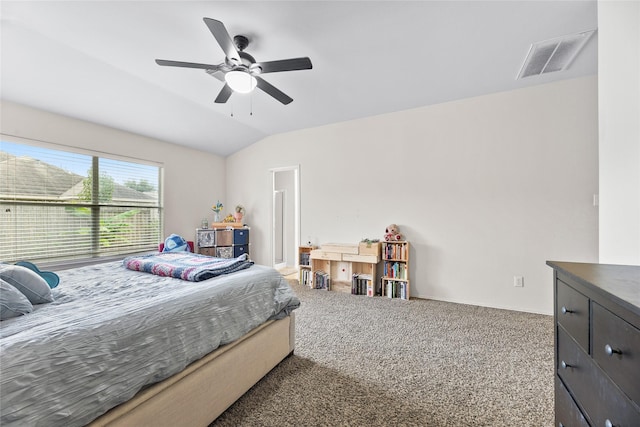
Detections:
[234, 205, 245, 223]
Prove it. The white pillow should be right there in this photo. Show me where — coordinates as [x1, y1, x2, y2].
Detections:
[0, 279, 34, 320]
[0, 264, 54, 304]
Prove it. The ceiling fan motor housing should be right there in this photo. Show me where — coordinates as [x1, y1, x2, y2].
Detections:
[232, 36, 260, 72]
[233, 35, 249, 51]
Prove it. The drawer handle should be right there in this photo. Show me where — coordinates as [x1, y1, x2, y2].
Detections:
[560, 360, 573, 369]
[604, 344, 622, 356]
[561, 306, 573, 314]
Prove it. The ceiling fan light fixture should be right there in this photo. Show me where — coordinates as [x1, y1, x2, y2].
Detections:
[225, 70, 257, 93]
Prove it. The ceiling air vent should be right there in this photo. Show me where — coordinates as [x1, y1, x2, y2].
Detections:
[517, 30, 595, 79]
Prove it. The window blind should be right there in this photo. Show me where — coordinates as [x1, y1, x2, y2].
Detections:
[0, 140, 162, 263]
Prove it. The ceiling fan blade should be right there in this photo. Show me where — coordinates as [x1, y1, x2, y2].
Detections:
[214, 84, 233, 103]
[256, 77, 293, 105]
[203, 18, 241, 64]
[255, 57, 313, 74]
[155, 59, 220, 70]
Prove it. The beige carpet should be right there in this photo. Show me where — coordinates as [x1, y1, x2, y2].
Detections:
[211, 279, 554, 426]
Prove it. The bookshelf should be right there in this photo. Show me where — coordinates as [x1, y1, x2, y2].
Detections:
[298, 245, 314, 286]
[380, 241, 410, 299]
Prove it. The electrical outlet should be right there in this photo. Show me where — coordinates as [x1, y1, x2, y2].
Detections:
[514, 276, 524, 287]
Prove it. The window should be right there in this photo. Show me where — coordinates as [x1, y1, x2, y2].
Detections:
[0, 138, 163, 264]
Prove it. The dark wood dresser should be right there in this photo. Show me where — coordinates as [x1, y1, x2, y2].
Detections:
[547, 262, 640, 427]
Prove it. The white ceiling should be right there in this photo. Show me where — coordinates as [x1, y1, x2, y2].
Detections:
[1, 1, 598, 157]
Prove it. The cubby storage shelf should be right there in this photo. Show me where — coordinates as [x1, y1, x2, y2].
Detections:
[380, 241, 410, 300]
[309, 242, 379, 295]
[195, 227, 250, 259]
[298, 245, 314, 287]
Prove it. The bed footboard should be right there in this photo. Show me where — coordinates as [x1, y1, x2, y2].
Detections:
[89, 313, 295, 427]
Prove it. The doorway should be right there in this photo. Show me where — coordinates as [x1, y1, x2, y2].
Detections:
[271, 166, 300, 271]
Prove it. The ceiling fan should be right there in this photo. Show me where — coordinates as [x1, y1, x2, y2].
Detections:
[155, 18, 312, 105]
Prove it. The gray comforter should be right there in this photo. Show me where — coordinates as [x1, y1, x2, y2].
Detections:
[0, 261, 299, 427]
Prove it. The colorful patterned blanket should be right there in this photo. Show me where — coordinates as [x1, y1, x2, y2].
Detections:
[123, 252, 253, 282]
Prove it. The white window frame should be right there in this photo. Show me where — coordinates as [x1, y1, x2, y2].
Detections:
[0, 135, 164, 269]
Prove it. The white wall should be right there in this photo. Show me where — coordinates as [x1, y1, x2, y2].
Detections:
[0, 101, 226, 242]
[598, 0, 640, 265]
[1, 77, 600, 315]
[227, 76, 599, 315]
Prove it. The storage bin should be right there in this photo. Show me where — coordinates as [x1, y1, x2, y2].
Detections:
[196, 229, 216, 248]
[215, 230, 233, 246]
[234, 228, 250, 245]
[216, 246, 233, 258]
[358, 242, 380, 256]
[233, 245, 249, 257]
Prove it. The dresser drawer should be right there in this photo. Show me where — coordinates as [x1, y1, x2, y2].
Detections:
[555, 376, 589, 427]
[558, 326, 640, 427]
[592, 302, 640, 405]
[557, 279, 589, 352]
[310, 250, 342, 261]
[342, 253, 378, 263]
[557, 325, 593, 410]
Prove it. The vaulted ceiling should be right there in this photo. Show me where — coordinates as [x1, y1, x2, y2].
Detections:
[1, 1, 598, 157]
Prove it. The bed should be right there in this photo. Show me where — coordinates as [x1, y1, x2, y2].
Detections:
[0, 255, 300, 427]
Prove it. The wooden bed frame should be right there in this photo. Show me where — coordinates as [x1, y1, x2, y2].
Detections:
[89, 313, 295, 427]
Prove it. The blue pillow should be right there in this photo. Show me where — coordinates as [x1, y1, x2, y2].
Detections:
[0, 264, 54, 304]
[0, 279, 34, 320]
[163, 234, 189, 252]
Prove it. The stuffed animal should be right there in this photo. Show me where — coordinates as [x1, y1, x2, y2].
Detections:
[384, 224, 403, 241]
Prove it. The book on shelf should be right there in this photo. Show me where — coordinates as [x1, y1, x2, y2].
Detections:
[314, 270, 330, 290]
[383, 262, 407, 280]
[400, 281, 407, 300]
[382, 242, 407, 260]
[300, 252, 311, 266]
[384, 280, 408, 300]
[367, 280, 374, 297]
[351, 273, 373, 296]
[300, 268, 312, 286]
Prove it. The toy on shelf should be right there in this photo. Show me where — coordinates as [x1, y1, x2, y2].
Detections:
[234, 205, 245, 223]
[384, 224, 403, 241]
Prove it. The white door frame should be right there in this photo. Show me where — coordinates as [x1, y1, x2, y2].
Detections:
[270, 165, 300, 269]
[273, 189, 286, 269]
